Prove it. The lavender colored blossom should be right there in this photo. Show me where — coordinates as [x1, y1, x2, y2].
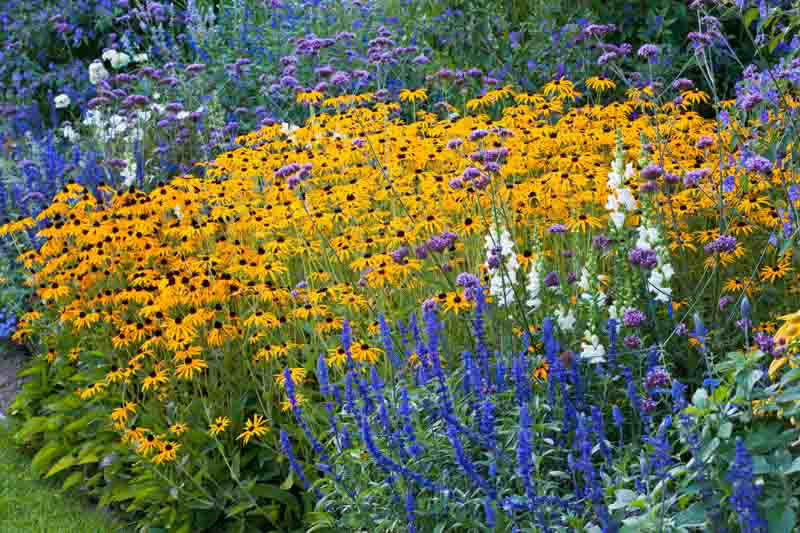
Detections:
[623, 335, 642, 349]
[623, 309, 646, 328]
[628, 248, 659, 269]
[548, 224, 567, 234]
[704, 235, 737, 254]
[637, 44, 659, 61]
[544, 272, 560, 287]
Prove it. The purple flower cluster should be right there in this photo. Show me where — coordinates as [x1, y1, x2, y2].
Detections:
[426, 231, 458, 253]
[628, 248, 659, 269]
[704, 235, 737, 254]
[622, 309, 646, 328]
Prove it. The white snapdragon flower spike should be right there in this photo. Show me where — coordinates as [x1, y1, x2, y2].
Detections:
[133, 53, 149, 63]
[580, 330, 606, 364]
[636, 215, 674, 303]
[121, 164, 137, 188]
[102, 49, 118, 62]
[111, 52, 131, 69]
[525, 257, 543, 309]
[484, 224, 519, 308]
[605, 146, 636, 230]
[89, 60, 109, 85]
[555, 306, 576, 332]
[54, 94, 71, 109]
[60, 123, 79, 143]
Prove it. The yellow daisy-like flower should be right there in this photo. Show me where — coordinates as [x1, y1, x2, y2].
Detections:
[169, 422, 188, 436]
[586, 76, 616, 93]
[153, 441, 181, 464]
[209, 416, 231, 437]
[775, 310, 800, 347]
[236, 414, 269, 445]
[398, 88, 427, 104]
[175, 356, 209, 380]
[274, 367, 307, 387]
[296, 91, 323, 105]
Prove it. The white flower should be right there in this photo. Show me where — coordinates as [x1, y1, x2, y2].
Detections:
[617, 188, 636, 210]
[609, 211, 625, 230]
[111, 52, 131, 69]
[580, 332, 606, 364]
[525, 259, 543, 309]
[133, 53, 149, 63]
[60, 123, 79, 143]
[121, 164, 137, 187]
[176, 111, 190, 121]
[555, 307, 576, 332]
[102, 49, 118, 62]
[54, 93, 71, 109]
[89, 60, 109, 85]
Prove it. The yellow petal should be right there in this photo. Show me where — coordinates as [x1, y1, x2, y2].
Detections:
[769, 357, 789, 380]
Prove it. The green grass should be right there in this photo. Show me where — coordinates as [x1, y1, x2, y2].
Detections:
[0, 419, 125, 533]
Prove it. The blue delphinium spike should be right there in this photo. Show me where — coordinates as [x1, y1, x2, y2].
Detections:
[280, 430, 311, 490]
[379, 314, 402, 369]
[462, 350, 474, 396]
[317, 354, 330, 398]
[406, 489, 416, 533]
[399, 387, 422, 456]
[344, 371, 356, 414]
[607, 318, 618, 369]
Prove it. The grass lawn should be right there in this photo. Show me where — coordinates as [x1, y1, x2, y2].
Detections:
[0, 419, 126, 533]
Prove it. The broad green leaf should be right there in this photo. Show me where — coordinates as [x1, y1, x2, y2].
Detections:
[62, 471, 84, 491]
[251, 484, 300, 513]
[226, 501, 254, 518]
[768, 507, 796, 533]
[46, 454, 77, 478]
[30, 441, 64, 475]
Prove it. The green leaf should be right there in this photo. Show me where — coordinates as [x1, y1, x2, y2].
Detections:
[784, 457, 800, 475]
[30, 441, 64, 475]
[62, 471, 84, 491]
[768, 507, 796, 533]
[776, 389, 800, 403]
[692, 388, 709, 409]
[674, 502, 707, 528]
[251, 484, 300, 514]
[15, 416, 49, 440]
[46, 454, 77, 478]
[609, 489, 639, 511]
[226, 501, 254, 518]
[744, 7, 760, 28]
[719, 422, 733, 439]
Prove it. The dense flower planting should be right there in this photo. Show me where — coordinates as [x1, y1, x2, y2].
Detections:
[3, 0, 800, 532]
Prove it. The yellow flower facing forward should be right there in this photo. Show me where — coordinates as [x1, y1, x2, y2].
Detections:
[236, 414, 269, 445]
[296, 91, 323, 105]
[274, 367, 307, 387]
[169, 422, 188, 436]
[398, 88, 427, 104]
[153, 441, 181, 464]
[209, 416, 231, 437]
[175, 356, 209, 380]
[586, 76, 616, 93]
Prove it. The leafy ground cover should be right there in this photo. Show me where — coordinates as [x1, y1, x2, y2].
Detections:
[0, 413, 127, 532]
